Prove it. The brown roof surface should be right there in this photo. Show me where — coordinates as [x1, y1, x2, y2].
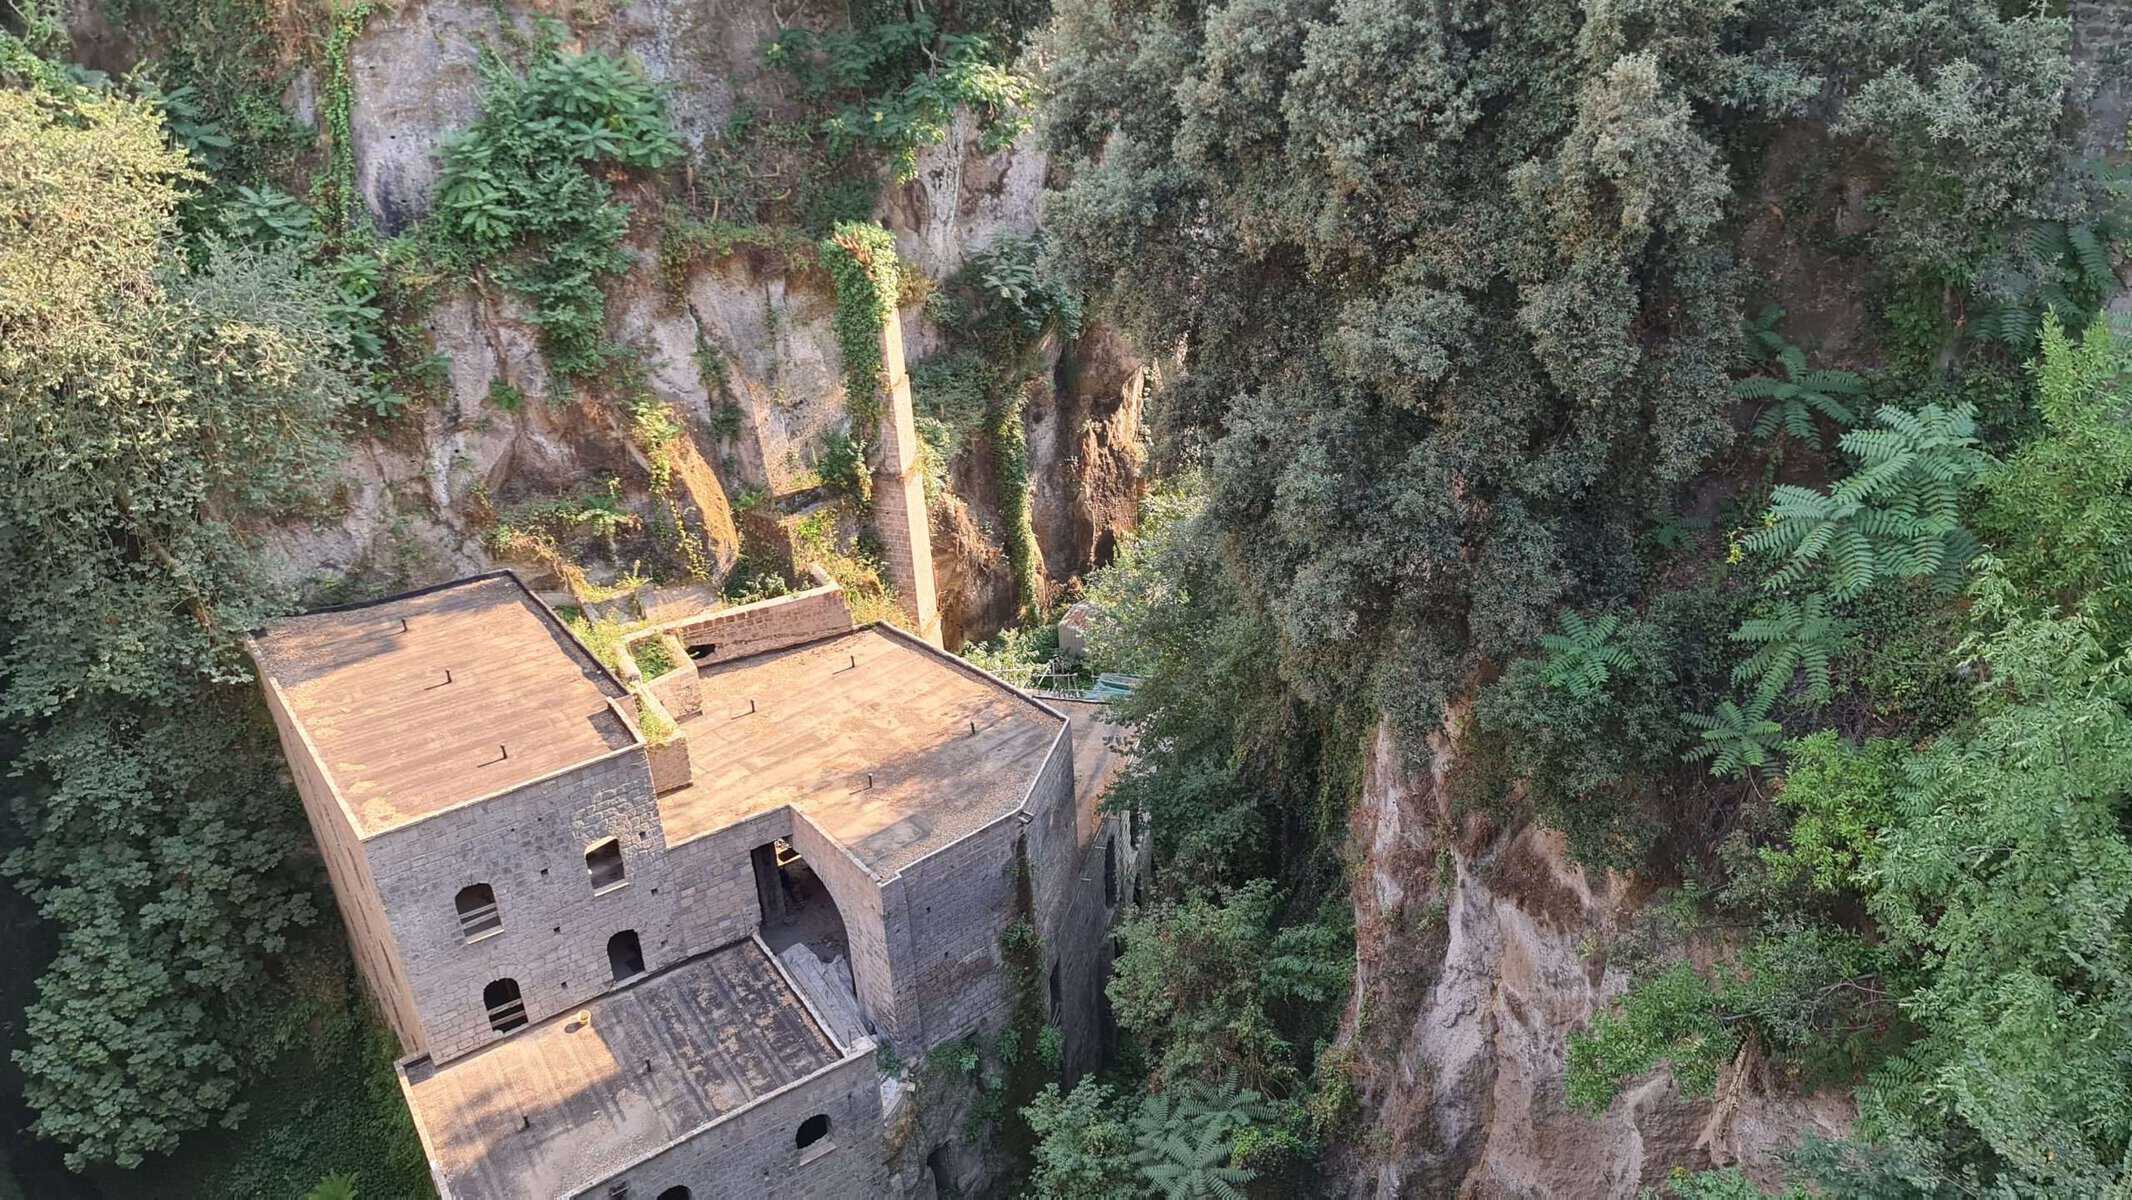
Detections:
[659, 628, 1064, 873]
[400, 940, 842, 1199]
[250, 574, 635, 836]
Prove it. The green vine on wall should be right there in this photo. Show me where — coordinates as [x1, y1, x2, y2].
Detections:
[821, 220, 899, 437]
[993, 385, 1039, 621]
[316, 3, 372, 239]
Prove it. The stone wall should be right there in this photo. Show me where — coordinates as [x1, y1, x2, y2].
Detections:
[576, 1043, 884, 1200]
[254, 657, 428, 1052]
[1047, 808, 1146, 1082]
[664, 808, 784, 956]
[658, 583, 855, 664]
[872, 304, 943, 645]
[885, 817, 1023, 1051]
[364, 746, 693, 1064]
[790, 810, 902, 1046]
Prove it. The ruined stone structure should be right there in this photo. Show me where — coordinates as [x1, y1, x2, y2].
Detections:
[872, 302, 944, 648]
[247, 570, 1140, 1198]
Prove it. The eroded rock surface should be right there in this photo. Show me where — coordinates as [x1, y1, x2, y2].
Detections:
[244, 0, 1146, 636]
[1335, 717, 1853, 1198]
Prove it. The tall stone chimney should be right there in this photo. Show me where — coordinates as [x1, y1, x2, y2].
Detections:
[872, 302, 943, 646]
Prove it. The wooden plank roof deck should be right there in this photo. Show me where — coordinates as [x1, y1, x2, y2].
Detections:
[250, 574, 635, 837]
[657, 627, 1065, 875]
[399, 939, 842, 1199]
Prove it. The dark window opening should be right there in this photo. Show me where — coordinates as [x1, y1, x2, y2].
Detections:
[1135, 873, 1145, 908]
[686, 642, 715, 660]
[796, 1112, 831, 1150]
[655, 1188, 690, 1200]
[1048, 962, 1061, 1016]
[455, 883, 502, 939]
[586, 838, 625, 891]
[926, 1145, 960, 1199]
[1103, 833, 1118, 906]
[484, 978, 526, 1033]
[608, 930, 646, 982]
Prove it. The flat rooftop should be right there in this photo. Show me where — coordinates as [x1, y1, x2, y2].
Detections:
[249, 574, 636, 836]
[400, 940, 842, 1199]
[659, 628, 1064, 874]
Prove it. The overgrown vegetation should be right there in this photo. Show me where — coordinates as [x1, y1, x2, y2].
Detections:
[0, 55, 354, 1170]
[1042, 0, 2131, 1193]
[432, 24, 680, 378]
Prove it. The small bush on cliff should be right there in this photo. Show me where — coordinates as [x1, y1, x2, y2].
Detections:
[433, 25, 681, 377]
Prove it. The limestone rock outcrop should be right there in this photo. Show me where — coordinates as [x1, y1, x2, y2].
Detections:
[1333, 716, 1853, 1198]
[215, 0, 1147, 639]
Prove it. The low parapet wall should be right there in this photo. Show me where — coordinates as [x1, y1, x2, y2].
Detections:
[656, 580, 855, 664]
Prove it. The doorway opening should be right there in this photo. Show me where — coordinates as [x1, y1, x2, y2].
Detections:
[752, 839, 863, 1040]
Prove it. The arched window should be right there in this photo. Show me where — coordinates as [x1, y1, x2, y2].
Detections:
[608, 930, 645, 982]
[483, 978, 527, 1033]
[455, 883, 502, 940]
[1103, 833, 1118, 906]
[796, 1113, 831, 1150]
[586, 838, 625, 891]
[655, 1189, 691, 1200]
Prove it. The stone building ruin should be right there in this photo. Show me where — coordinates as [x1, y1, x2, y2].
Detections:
[246, 569, 1139, 1198]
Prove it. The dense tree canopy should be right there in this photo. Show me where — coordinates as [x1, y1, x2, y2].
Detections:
[0, 60, 353, 1168]
[1040, 0, 2089, 740]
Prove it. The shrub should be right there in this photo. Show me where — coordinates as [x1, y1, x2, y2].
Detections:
[432, 26, 680, 377]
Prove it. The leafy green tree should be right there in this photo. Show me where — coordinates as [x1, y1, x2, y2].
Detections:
[1, 61, 352, 1168]
[1682, 693, 1785, 781]
[1024, 1080, 1141, 1199]
[1753, 733, 1904, 897]
[1569, 925, 1895, 1116]
[1040, 0, 2080, 752]
[1023, 1078, 1278, 1200]
[766, 16, 1032, 183]
[1977, 315, 2132, 645]
[1737, 340, 1864, 450]
[1538, 611, 1636, 699]
[1746, 404, 1989, 601]
[1730, 594, 1852, 707]
[432, 25, 681, 376]
[1476, 589, 1739, 868]
[1857, 572, 2132, 1192]
[1108, 880, 1349, 1094]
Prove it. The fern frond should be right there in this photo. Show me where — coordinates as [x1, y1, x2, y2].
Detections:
[2068, 224, 2114, 290]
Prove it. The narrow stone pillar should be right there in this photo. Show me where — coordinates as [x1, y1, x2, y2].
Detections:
[873, 303, 943, 646]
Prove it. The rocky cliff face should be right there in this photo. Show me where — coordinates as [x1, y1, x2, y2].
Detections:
[220, 0, 1142, 637]
[1333, 715, 1852, 1198]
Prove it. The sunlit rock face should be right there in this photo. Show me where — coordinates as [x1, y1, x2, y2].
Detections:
[256, 0, 1146, 635]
